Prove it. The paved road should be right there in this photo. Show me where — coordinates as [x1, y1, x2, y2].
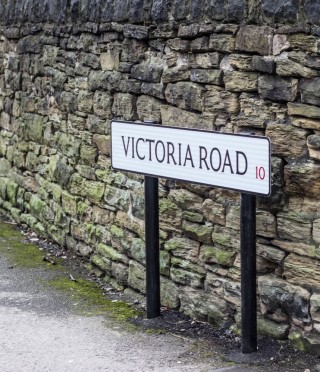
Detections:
[0, 222, 262, 372]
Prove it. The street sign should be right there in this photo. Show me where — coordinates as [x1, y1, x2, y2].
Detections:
[111, 120, 271, 196]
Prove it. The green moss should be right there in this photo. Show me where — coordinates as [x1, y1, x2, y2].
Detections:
[47, 276, 141, 320]
[212, 232, 232, 247]
[159, 199, 178, 213]
[110, 224, 124, 238]
[0, 222, 58, 268]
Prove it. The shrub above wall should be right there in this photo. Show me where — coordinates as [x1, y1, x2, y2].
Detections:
[1, 0, 320, 354]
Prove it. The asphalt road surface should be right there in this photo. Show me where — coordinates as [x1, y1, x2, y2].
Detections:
[0, 223, 263, 372]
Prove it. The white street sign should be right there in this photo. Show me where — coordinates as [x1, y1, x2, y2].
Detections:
[111, 121, 271, 196]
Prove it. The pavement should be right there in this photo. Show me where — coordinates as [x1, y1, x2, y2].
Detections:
[0, 221, 314, 372]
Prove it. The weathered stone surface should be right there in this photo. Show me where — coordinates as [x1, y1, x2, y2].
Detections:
[236, 26, 273, 55]
[276, 53, 318, 78]
[262, 0, 299, 22]
[258, 275, 311, 326]
[182, 221, 213, 244]
[189, 52, 221, 69]
[162, 66, 189, 84]
[209, 34, 235, 53]
[112, 93, 137, 121]
[258, 76, 298, 102]
[284, 254, 320, 291]
[200, 245, 236, 266]
[164, 236, 200, 263]
[256, 210, 277, 238]
[311, 294, 320, 323]
[136, 95, 162, 122]
[307, 134, 320, 160]
[252, 56, 275, 74]
[165, 82, 204, 112]
[202, 199, 225, 226]
[128, 260, 146, 294]
[285, 163, 320, 198]
[300, 78, 320, 107]
[288, 34, 320, 54]
[168, 189, 203, 212]
[265, 123, 308, 159]
[277, 211, 312, 243]
[272, 239, 318, 259]
[235, 93, 286, 128]
[305, 0, 320, 23]
[257, 317, 289, 340]
[179, 287, 227, 325]
[190, 69, 223, 85]
[257, 243, 286, 264]
[288, 103, 320, 119]
[224, 71, 258, 92]
[204, 85, 240, 115]
[160, 278, 180, 309]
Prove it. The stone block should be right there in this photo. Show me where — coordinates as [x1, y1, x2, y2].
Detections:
[123, 24, 149, 40]
[209, 34, 235, 53]
[257, 317, 289, 340]
[160, 278, 180, 309]
[258, 275, 311, 326]
[236, 25, 273, 55]
[224, 71, 258, 92]
[159, 198, 183, 231]
[111, 262, 128, 286]
[276, 54, 318, 78]
[227, 0, 245, 21]
[265, 123, 308, 159]
[83, 180, 105, 205]
[170, 267, 204, 288]
[167, 38, 190, 52]
[179, 287, 227, 325]
[168, 189, 203, 212]
[131, 61, 163, 83]
[300, 78, 320, 107]
[93, 134, 111, 156]
[262, 0, 299, 22]
[305, 0, 320, 23]
[182, 221, 213, 244]
[104, 186, 130, 212]
[136, 95, 162, 122]
[272, 239, 318, 259]
[257, 243, 286, 264]
[256, 210, 276, 238]
[285, 162, 320, 198]
[307, 134, 320, 160]
[204, 86, 239, 115]
[189, 52, 221, 69]
[141, 83, 165, 100]
[165, 82, 205, 112]
[190, 69, 223, 85]
[252, 56, 276, 74]
[277, 211, 312, 243]
[162, 66, 190, 84]
[97, 243, 129, 264]
[200, 245, 236, 266]
[288, 103, 320, 119]
[202, 199, 225, 226]
[284, 254, 320, 291]
[128, 260, 146, 294]
[161, 105, 212, 130]
[288, 34, 320, 53]
[311, 294, 320, 323]
[258, 75, 298, 102]
[112, 93, 137, 121]
[151, 0, 168, 22]
[164, 236, 200, 263]
[190, 37, 210, 52]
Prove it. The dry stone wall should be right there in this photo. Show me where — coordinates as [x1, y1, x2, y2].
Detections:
[1, 0, 320, 353]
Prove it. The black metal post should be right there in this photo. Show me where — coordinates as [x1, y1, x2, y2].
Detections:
[240, 193, 257, 354]
[144, 175, 160, 319]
